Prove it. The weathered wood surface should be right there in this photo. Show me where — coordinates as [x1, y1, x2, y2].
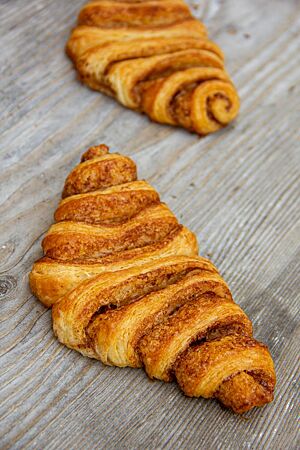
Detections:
[0, 0, 299, 448]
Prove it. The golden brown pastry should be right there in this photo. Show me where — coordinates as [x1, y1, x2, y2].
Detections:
[30, 144, 275, 413]
[66, 1, 240, 136]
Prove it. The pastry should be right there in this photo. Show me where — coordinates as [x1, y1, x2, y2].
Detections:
[66, 1, 240, 136]
[30, 144, 275, 413]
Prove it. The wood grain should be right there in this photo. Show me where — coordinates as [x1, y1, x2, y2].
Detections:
[0, 0, 299, 449]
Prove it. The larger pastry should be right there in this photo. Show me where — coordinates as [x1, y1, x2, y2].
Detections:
[66, 1, 240, 136]
[30, 144, 276, 413]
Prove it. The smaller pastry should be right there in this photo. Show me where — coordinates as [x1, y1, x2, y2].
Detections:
[66, 1, 240, 136]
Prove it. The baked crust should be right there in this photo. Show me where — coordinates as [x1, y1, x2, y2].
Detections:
[66, 0, 239, 135]
[29, 145, 275, 413]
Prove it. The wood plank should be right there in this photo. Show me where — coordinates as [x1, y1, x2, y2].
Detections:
[0, 0, 299, 448]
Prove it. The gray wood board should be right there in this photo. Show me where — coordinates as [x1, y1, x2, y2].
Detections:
[0, 0, 299, 449]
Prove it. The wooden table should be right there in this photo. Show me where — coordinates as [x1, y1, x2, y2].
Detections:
[1, 1, 299, 448]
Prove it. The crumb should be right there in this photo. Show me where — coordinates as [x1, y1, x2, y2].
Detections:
[288, 85, 295, 94]
[227, 25, 238, 35]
